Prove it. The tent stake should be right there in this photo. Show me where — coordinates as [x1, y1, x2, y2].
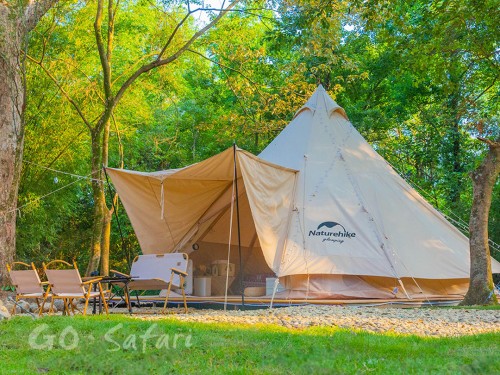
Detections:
[233, 144, 245, 309]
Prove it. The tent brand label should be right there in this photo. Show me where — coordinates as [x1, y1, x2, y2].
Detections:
[309, 221, 356, 244]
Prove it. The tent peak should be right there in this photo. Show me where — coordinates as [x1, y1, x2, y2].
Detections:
[293, 85, 348, 121]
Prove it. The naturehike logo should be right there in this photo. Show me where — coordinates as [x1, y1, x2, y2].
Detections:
[309, 221, 356, 244]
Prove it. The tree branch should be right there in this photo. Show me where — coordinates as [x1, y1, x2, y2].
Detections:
[94, 0, 112, 101]
[23, 0, 59, 33]
[187, 48, 263, 97]
[477, 136, 500, 148]
[25, 54, 92, 130]
[156, 9, 193, 60]
[113, 0, 241, 107]
[473, 74, 499, 103]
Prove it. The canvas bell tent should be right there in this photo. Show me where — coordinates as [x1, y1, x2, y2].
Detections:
[107, 85, 500, 300]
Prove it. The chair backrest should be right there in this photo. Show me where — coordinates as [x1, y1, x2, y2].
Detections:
[7, 262, 44, 294]
[43, 260, 85, 295]
[130, 253, 189, 287]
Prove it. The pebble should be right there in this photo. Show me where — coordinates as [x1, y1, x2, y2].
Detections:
[132, 305, 500, 337]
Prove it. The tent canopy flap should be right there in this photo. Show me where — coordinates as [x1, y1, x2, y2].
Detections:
[106, 148, 298, 274]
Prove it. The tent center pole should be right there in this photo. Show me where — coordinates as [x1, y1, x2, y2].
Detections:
[103, 165, 130, 268]
[233, 144, 245, 309]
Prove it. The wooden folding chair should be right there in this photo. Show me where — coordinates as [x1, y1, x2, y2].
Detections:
[6, 261, 50, 316]
[42, 260, 108, 316]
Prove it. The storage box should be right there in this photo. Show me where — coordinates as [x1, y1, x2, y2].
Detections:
[211, 260, 235, 277]
[194, 277, 211, 297]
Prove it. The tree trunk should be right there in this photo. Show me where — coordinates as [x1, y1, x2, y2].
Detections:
[0, 1, 59, 285]
[0, 51, 23, 285]
[0, 7, 24, 285]
[99, 118, 112, 276]
[100, 208, 112, 276]
[461, 137, 500, 305]
[86, 131, 105, 276]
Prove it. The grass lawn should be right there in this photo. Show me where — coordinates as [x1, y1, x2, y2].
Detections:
[0, 315, 498, 374]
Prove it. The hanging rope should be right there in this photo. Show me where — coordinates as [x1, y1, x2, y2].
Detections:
[0, 170, 100, 218]
[24, 160, 104, 182]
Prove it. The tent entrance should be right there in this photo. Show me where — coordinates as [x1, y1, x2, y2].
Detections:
[180, 179, 276, 298]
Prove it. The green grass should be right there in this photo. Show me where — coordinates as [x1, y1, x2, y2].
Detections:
[0, 315, 498, 374]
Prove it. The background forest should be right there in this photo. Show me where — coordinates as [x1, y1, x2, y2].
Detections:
[13, 0, 500, 275]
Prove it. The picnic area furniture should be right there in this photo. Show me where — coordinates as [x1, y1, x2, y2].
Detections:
[6, 261, 50, 316]
[92, 274, 133, 314]
[42, 260, 108, 316]
[110, 253, 189, 313]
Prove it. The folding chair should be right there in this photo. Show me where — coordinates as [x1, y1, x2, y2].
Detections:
[42, 260, 108, 316]
[6, 261, 50, 316]
[111, 253, 189, 313]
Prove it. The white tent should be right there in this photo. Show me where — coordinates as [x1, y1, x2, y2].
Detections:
[107, 85, 500, 300]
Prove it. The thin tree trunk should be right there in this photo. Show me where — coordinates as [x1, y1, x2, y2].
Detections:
[99, 118, 112, 276]
[461, 137, 500, 305]
[100, 208, 112, 276]
[86, 131, 105, 276]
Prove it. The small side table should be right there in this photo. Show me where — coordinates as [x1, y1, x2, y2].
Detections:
[91, 275, 132, 314]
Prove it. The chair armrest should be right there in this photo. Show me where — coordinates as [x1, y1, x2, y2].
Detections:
[110, 269, 129, 278]
[82, 277, 103, 285]
[171, 268, 188, 277]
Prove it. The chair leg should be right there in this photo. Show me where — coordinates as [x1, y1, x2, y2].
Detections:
[64, 298, 71, 315]
[180, 276, 187, 314]
[162, 284, 172, 314]
[49, 298, 55, 315]
[11, 296, 18, 315]
[99, 283, 109, 315]
[83, 293, 90, 316]
[39, 299, 45, 317]
[35, 298, 42, 316]
[162, 272, 175, 314]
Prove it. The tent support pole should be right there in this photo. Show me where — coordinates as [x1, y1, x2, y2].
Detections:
[233, 144, 245, 309]
[103, 166, 131, 267]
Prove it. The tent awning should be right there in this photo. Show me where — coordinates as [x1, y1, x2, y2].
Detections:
[106, 147, 298, 273]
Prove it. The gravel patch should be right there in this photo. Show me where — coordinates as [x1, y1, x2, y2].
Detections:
[132, 305, 500, 337]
